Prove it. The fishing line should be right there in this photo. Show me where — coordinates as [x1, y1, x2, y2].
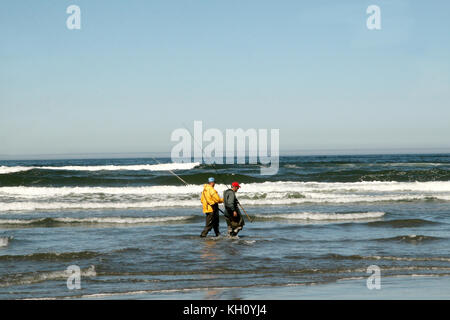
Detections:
[182, 123, 253, 222]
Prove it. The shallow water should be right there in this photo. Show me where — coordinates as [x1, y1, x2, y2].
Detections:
[0, 154, 449, 299]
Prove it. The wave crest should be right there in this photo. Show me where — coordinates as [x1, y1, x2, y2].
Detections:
[255, 211, 385, 221]
[0, 216, 195, 226]
[0, 162, 199, 174]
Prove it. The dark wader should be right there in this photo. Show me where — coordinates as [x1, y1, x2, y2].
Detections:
[200, 204, 220, 237]
[225, 207, 245, 236]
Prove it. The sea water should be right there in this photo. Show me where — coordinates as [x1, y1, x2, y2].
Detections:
[0, 154, 449, 299]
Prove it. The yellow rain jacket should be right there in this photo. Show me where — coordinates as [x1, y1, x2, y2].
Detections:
[200, 184, 223, 214]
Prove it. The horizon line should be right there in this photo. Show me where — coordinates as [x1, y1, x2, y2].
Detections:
[1, 147, 450, 161]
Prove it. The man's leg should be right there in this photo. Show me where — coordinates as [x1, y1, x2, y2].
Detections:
[225, 217, 234, 236]
[224, 209, 235, 236]
[232, 210, 245, 236]
[229, 219, 240, 237]
[234, 225, 243, 235]
[200, 212, 213, 237]
[212, 210, 220, 236]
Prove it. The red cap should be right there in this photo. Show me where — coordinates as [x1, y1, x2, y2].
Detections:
[231, 182, 241, 188]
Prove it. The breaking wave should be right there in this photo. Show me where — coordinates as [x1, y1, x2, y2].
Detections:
[374, 235, 444, 243]
[0, 216, 195, 226]
[0, 265, 96, 287]
[0, 180, 449, 212]
[321, 253, 450, 262]
[0, 251, 100, 262]
[3, 180, 449, 196]
[367, 219, 440, 228]
[255, 211, 386, 221]
[0, 162, 200, 174]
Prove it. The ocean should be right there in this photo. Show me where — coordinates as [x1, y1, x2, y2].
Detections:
[0, 154, 449, 299]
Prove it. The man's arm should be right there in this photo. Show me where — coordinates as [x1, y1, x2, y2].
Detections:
[224, 190, 237, 211]
[209, 188, 224, 204]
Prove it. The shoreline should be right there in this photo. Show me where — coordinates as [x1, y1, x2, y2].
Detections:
[70, 274, 450, 300]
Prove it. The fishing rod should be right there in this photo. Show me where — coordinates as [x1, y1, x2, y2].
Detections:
[237, 202, 253, 223]
[152, 157, 189, 185]
[182, 123, 254, 223]
[152, 157, 226, 215]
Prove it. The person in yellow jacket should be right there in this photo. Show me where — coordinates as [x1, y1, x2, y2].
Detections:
[200, 177, 224, 237]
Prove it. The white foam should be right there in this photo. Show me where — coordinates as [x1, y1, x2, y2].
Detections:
[0, 181, 449, 212]
[0, 162, 200, 174]
[237, 181, 450, 193]
[0, 216, 193, 225]
[0, 195, 447, 212]
[0, 166, 33, 174]
[363, 255, 450, 262]
[53, 216, 192, 224]
[0, 201, 200, 212]
[0, 185, 201, 197]
[1, 180, 449, 197]
[0, 265, 96, 288]
[2, 194, 445, 212]
[256, 211, 386, 221]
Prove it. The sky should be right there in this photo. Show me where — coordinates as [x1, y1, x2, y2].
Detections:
[1, 0, 449, 157]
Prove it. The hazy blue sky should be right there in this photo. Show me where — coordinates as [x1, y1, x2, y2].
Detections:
[1, 0, 449, 157]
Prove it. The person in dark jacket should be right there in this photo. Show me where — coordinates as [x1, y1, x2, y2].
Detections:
[223, 182, 245, 236]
